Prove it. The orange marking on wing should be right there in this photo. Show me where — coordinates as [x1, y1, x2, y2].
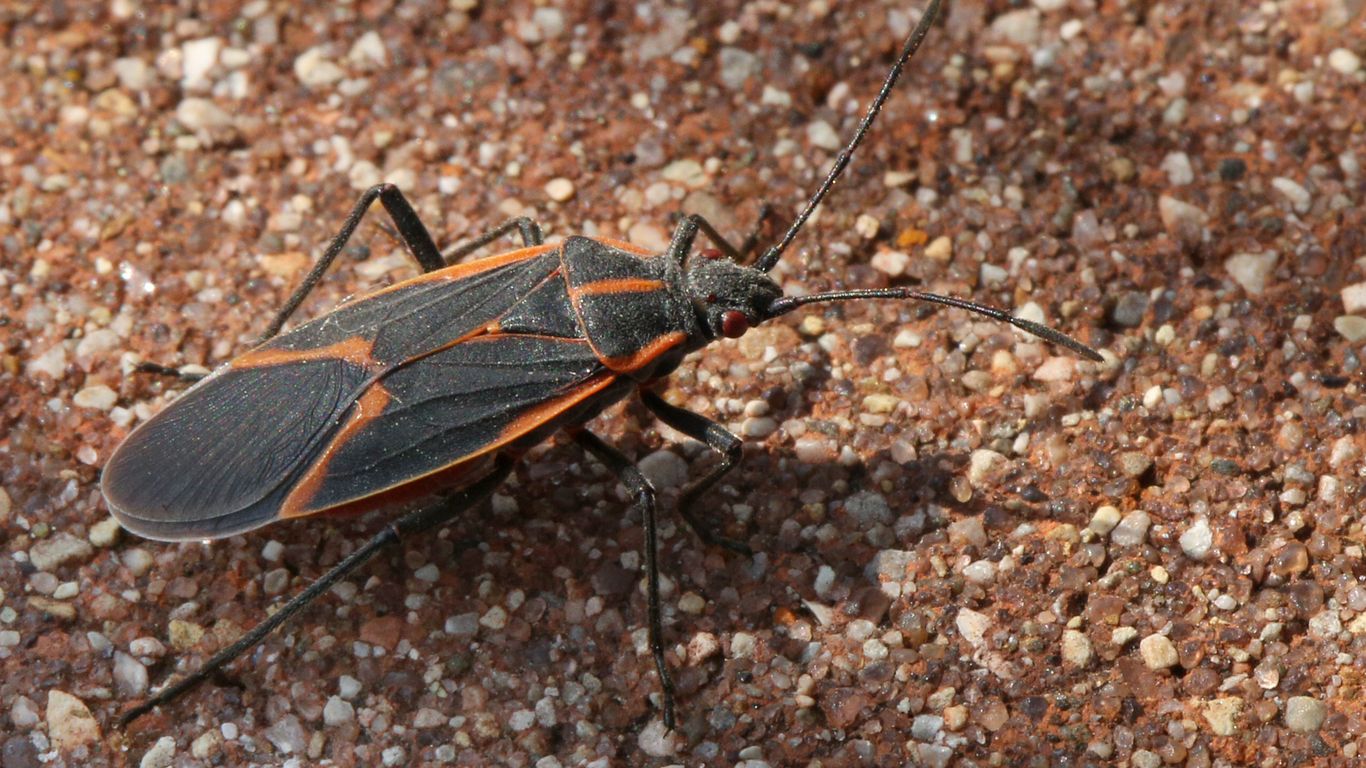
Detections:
[233, 336, 376, 370]
[496, 374, 618, 441]
[367, 242, 561, 297]
[303, 456, 496, 521]
[593, 236, 655, 256]
[601, 331, 687, 373]
[279, 382, 392, 518]
[571, 277, 666, 297]
[279, 370, 619, 521]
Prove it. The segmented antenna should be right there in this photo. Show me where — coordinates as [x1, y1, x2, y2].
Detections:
[755, 0, 944, 273]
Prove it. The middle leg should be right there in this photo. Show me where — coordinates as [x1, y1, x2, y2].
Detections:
[570, 428, 677, 729]
[640, 389, 752, 555]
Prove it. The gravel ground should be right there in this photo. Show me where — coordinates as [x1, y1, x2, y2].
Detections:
[3, 0, 1365, 766]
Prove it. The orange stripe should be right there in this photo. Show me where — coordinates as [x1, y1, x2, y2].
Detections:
[232, 336, 376, 370]
[601, 330, 687, 373]
[279, 382, 392, 518]
[593, 236, 655, 256]
[367, 242, 560, 298]
[571, 277, 666, 297]
[279, 372, 620, 520]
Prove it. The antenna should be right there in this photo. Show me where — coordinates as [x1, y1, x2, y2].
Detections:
[766, 287, 1105, 361]
[754, 0, 944, 273]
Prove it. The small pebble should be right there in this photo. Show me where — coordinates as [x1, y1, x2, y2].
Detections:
[1203, 697, 1242, 737]
[956, 608, 991, 648]
[1110, 292, 1148, 328]
[1270, 177, 1311, 213]
[480, 605, 508, 630]
[1341, 282, 1366, 314]
[637, 449, 689, 490]
[961, 560, 996, 584]
[73, 384, 118, 410]
[114, 651, 149, 696]
[1088, 505, 1122, 535]
[10, 695, 40, 729]
[924, 235, 952, 261]
[1285, 696, 1326, 732]
[1139, 634, 1178, 670]
[294, 46, 345, 88]
[911, 713, 944, 741]
[730, 631, 756, 658]
[678, 592, 706, 614]
[1061, 629, 1092, 667]
[1179, 518, 1213, 560]
[966, 449, 1007, 488]
[741, 416, 777, 438]
[1109, 511, 1151, 547]
[687, 631, 721, 665]
[1335, 315, 1366, 342]
[637, 718, 679, 756]
[47, 690, 101, 750]
[1032, 356, 1076, 382]
[30, 533, 94, 572]
[854, 214, 880, 239]
[261, 540, 284, 562]
[870, 248, 909, 276]
[806, 120, 841, 151]
[990, 8, 1041, 47]
[544, 177, 575, 202]
[139, 736, 176, 768]
[1328, 48, 1362, 75]
[1161, 152, 1194, 185]
[130, 636, 167, 658]
[191, 730, 223, 759]
[1225, 252, 1277, 296]
[88, 517, 121, 547]
[844, 491, 892, 526]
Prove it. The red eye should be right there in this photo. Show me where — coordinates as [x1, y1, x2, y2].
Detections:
[721, 310, 750, 338]
[700, 248, 723, 261]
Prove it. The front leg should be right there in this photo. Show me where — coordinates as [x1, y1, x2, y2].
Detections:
[570, 428, 677, 729]
[640, 389, 752, 556]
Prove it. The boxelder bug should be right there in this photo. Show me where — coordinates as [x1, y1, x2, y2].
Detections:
[104, 0, 1100, 729]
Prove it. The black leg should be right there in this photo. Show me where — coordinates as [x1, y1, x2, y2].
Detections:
[570, 429, 677, 730]
[665, 214, 742, 265]
[738, 202, 774, 261]
[118, 457, 516, 728]
[134, 361, 207, 385]
[640, 390, 752, 556]
[440, 216, 544, 264]
[263, 184, 444, 341]
[667, 207, 775, 267]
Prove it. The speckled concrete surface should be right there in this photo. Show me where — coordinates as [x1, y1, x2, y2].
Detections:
[3, 0, 1365, 766]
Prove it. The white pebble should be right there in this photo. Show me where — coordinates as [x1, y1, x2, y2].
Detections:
[1327, 48, 1361, 76]
[1341, 282, 1366, 314]
[806, 120, 842, 151]
[1224, 252, 1277, 296]
[294, 46, 346, 88]
[1179, 517, 1213, 560]
[139, 736, 177, 768]
[73, 385, 118, 410]
[544, 177, 575, 202]
[1161, 152, 1194, 186]
[1271, 177, 1311, 214]
[1139, 634, 1178, 669]
[955, 607, 991, 648]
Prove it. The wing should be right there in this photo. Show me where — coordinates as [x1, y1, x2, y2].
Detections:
[102, 246, 605, 541]
[275, 334, 622, 518]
